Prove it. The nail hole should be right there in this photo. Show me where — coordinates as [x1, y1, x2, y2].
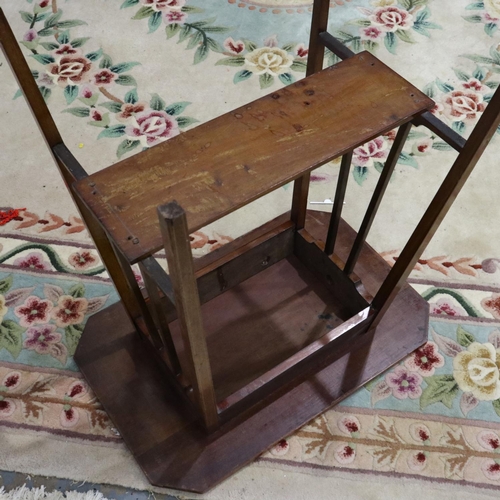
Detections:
[371, 63, 375, 66]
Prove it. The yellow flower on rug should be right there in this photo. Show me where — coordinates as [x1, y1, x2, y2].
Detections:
[453, 342, 500, 401]
[484, 0, 500, 17]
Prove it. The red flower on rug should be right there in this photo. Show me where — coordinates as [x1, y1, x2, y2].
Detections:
[23, 325, 62, 354]
[90, 68, 118, 88]
[334, 444, 356, 464]
[2, 372, 21, 390]
[405, 342, 445, 377]
[60, 405, 80, 428]
[13, 252, 52, 271]
[51, 295, 88, 327]
[407, 451, 428, 471]
[481, 293, 500, 319]
[270, 439, 290, 456]
[14, 296, 53, 327]
[0, 399, 16, 418]
[338, 415, 360, 435]
[68, 251, 99, 270]
[385, 366, 423, 399]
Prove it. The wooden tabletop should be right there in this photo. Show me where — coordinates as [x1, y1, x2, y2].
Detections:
[74, 52, 434, 263]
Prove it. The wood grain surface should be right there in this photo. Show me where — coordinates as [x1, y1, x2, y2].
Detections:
[74, 52, 433, 263]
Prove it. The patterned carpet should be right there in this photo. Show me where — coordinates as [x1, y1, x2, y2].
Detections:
[1, 0, 500, 497]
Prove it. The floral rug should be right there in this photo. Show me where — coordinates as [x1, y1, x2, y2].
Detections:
[1, 0, 500, 498]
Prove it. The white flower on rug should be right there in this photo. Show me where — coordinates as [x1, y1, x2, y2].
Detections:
[485, 0, 500, 18]
[244, 47, 294, 76]
[453, 342, 500, 401]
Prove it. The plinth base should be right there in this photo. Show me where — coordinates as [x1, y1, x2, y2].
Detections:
[75, 211, 428, 493]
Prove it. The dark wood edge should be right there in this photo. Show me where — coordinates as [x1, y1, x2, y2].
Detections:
[319, 31, 355, 61]
[413, 111, 466, 152]
[53, 144, 88, 181]
[194, 214, 294, 275]
[217, 307, 372, 413]
[293, 229, 369, 318]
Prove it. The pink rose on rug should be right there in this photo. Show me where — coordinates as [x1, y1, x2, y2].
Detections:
[90, 68, 118, 88]
[51, 295, 88, 327]
[23, 324, 62, 354]
[334, 444, 356, 464]
[369, 6, 414, 32]
[13, 252, 52, 271]
[0, 399, 16, 418]
[141, 0, 185, 10]
[48, 55, 92, 87]
[385, 366, 423, 399]
[125, 109, 179, 147]
[15, 296, 53, 327]
[68, 251, 99, 270]
[353, 137, 388, 167]
[163, 10, 187, 24]
[442, 90, 485, 123]
[481, 293, 500, 319]
[405, 342, 445, 377]
[360, 26, 383, 41]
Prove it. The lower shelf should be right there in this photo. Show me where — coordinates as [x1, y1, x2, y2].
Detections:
[74, 211, 428, 493]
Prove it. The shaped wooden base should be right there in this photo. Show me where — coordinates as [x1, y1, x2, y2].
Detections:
[75, 211, 428, 493]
